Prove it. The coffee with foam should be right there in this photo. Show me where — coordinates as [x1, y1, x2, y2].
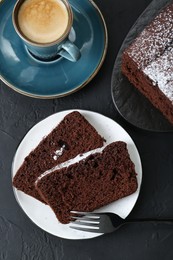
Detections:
[18, 0, 69, 44]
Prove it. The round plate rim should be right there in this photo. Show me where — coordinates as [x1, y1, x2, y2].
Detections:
[11, 109, 142, 240]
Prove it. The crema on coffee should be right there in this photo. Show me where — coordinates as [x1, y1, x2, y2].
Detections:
[18, 0, 69, 44]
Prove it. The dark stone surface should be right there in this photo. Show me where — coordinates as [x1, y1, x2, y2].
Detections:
[1, 0, 173, 259]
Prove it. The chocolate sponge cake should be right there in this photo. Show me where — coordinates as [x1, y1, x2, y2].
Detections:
[35, 142, 138, 224]
[122, 3, 173, 124]
[13, 111, 104, 202]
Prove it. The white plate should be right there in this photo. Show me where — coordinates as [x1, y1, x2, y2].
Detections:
[12, 109, 142, 240]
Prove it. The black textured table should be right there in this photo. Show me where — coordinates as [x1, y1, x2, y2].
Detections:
[1, 0, 173, 259]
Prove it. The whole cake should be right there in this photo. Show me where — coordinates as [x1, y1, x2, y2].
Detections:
[122, 3, 173, 124]
[35, 142, 138, 224]
[13, 111, 104, 202]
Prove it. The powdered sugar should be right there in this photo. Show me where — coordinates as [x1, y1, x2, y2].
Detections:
[143, 47, 173, 103]
[125, 3, 173, 103]
[127, 4, 173, 69]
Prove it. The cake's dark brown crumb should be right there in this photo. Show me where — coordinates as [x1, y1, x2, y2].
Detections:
[121, 3, 173, 125]
[36, 142, 138, 224]
[13, 111, 104, 202]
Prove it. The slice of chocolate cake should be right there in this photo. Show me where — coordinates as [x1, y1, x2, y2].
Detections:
[35, 142, 138, 224]
[122, 3, 173, 124]
[13, 111, 104, 202]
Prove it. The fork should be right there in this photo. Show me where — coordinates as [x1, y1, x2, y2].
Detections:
[70, 211, 173, 233]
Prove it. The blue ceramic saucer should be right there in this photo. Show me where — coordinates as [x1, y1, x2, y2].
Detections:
[0, 0, 107, 98]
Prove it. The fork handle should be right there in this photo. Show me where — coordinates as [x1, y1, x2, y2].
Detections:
[126, 218, 173, 223]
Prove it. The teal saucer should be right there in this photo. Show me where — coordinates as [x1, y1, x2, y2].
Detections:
[0, 0, 107, 98]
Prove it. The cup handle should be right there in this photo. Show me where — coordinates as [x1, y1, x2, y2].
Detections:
[58, 40, 81, 62]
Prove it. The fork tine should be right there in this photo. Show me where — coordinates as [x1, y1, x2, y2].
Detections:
[71, 220, 99, 227]
[70, 226, 100, 233]
[70, 216, 100, 222]
[69, 211, 102, 233]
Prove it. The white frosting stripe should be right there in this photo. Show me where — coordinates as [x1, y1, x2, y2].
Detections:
[35, 146, 106, 184]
